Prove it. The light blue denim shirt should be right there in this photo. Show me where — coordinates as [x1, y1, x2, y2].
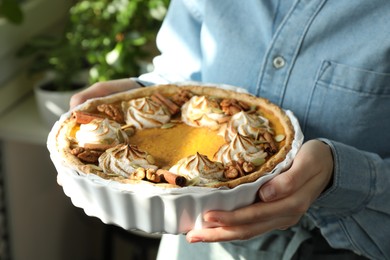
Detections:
[139, 0, 390, 259]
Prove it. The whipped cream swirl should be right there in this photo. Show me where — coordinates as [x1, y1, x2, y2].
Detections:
[181, 96, 228, 128]
[214, 133, 268, 165]
[122, 97, 171, 129]
[75, 118, 127, 147]
[99, 144, 157, 177]
[222, 111, 272, 141]
[169, 153, 225, 184]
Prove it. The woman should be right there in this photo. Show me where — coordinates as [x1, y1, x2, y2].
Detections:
[71, 0, 390, 259]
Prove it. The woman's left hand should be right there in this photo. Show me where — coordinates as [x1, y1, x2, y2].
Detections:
[186, 139, 334, 243]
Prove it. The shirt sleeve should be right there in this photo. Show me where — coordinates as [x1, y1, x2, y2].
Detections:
[138, 0, 204, 84]
[307, 138, 390, 260]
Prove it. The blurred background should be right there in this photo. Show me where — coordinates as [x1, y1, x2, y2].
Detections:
[0, 0, 169, 259]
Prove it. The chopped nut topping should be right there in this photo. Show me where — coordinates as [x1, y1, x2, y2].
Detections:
[220, 98, 250, 116]
[146, 169, 161, 183]
[70, 147, 85, 156]
[242, 161, 255, 173]
[171, 89, 193, 106]
[224, 167, 240, 179]
[78, 149, 103, 164]
[97, 104, 125, 123]
[130, 168, 146, 180]
[223, 159, 256, 180]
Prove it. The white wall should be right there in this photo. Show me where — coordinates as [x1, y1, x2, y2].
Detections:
[0, 0, 72, 113]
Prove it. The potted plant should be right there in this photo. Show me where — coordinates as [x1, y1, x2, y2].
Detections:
[18, 0, 170, 128]
[67, 0, 169, 82]
[17, 32, 89, 128]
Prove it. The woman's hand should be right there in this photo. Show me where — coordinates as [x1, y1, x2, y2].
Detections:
[69, 78, 142, 109]
[186, 139, 334, 243]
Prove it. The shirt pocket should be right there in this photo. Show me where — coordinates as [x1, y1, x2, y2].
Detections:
[304, 61, 390, 156]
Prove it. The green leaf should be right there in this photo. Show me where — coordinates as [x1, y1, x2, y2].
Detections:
[0, 0, 24, 24]
[16, 0, 171, 89]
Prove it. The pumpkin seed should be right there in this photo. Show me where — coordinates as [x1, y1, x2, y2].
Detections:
[161, 123, 176, 129]
[187, 177, 200, 186]
[251, 157, 265, 166]
[211, 107, 224, 114]
[274, 134, 285, 142]
[146, 154, 155, 164]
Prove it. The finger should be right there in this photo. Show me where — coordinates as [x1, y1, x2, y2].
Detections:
[69, 79, 141, 109]
[203, 198, 301, 227]
[259, 168, 312, 202]
[259, 140, 330, 202]
[258, 164, 311, 202]
[70, 80, 125, 108]
[187, 215, 298, 243]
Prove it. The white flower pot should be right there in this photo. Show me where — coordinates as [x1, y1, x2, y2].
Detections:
[34, 72, 87, 128]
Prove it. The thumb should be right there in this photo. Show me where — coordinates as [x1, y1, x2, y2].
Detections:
[258, 161, 306, 202]
[258, 182, 277, 202]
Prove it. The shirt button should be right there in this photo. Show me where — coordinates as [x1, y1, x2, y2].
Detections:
[273, 56, 286, 69]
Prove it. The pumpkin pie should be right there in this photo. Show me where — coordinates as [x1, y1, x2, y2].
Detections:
[54, 84, 295, 189]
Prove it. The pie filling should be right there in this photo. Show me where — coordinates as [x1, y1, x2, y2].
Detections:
[58, 85, 293, 188]
[126, 123, 226, 167]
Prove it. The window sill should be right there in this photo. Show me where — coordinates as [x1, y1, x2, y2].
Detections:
[0, 94, 49, 145]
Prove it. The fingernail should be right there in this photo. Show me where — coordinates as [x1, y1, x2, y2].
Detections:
[187, 235, 202, 243]
[260, 184, 276, 201]
[205, 215, 220, 223]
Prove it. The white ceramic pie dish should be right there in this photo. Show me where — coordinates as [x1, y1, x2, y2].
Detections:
[47, 85, 304, 234]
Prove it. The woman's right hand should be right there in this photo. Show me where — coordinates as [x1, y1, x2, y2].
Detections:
[70, 78, 142, 109]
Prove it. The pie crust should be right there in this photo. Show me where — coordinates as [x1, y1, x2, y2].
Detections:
[54, 84, 295, 189]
